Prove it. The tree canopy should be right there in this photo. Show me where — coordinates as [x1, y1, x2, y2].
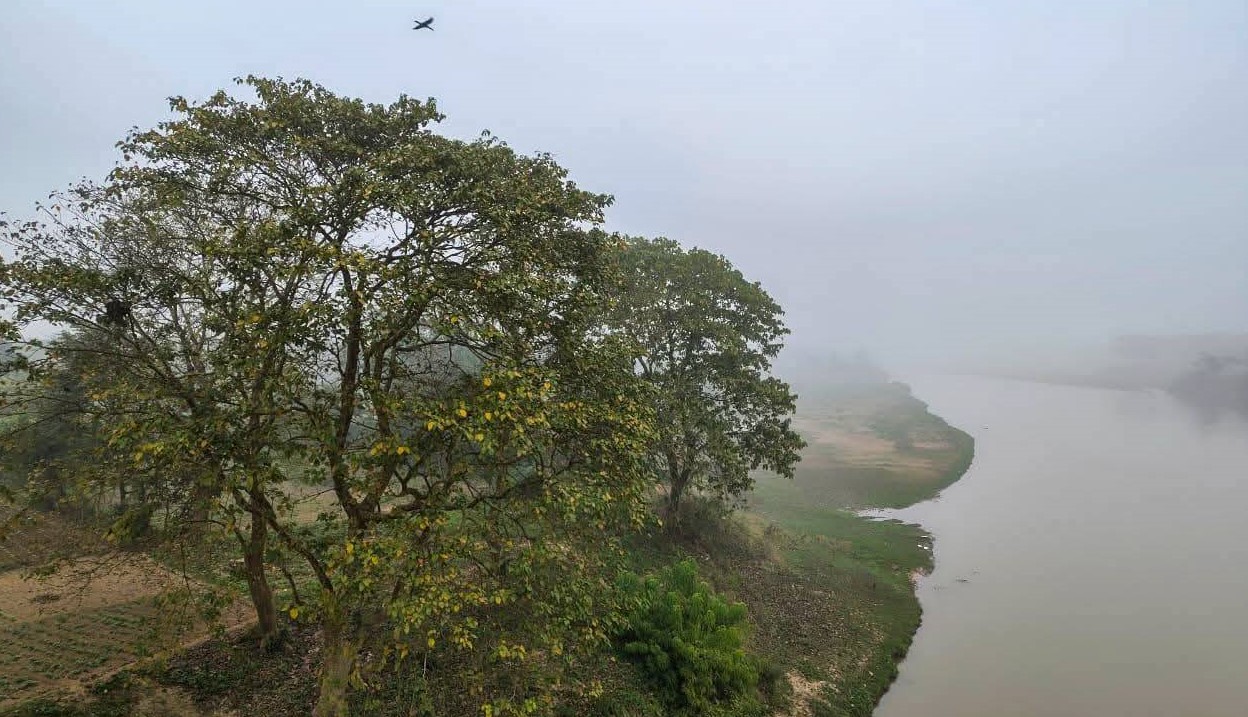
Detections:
[1, 77, 657, 716]
[608, 237, 805, 524]
[0, 77, 806, 716]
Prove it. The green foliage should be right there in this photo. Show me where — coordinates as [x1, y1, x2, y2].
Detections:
[0, 332, 107, 510]
[1, 76, 659, 715]
[608, 238, 805, 521]
[614, 559, 765, 715]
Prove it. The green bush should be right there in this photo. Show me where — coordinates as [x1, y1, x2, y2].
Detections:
[614, 559, 764, 715]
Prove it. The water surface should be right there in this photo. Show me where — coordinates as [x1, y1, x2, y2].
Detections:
[873, 375, 1248, 717]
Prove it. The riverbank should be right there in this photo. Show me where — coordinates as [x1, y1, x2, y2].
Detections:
[0, 381, 972, 717]
[741, 381, 974, 715]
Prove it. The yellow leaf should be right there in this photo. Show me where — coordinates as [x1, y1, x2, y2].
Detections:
[396, 445, 410, 456]
[289, 606, 299, 620]
[427, 637, 436, 648]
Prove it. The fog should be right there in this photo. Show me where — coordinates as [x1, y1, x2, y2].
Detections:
[4, 0, 1246, 369]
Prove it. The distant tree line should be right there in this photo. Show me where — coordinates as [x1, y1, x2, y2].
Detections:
[1169, 353, 1248, 421]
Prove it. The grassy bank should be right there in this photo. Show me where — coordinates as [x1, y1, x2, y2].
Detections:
[735, 381, 974, 715]
[759, 382, 974, 510]
[0, 381, 971, 717]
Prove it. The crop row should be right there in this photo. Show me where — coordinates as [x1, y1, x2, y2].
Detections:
[0, 599, 165, 701]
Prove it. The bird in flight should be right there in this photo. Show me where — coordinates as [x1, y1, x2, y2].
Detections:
[413, 17, 434, 31]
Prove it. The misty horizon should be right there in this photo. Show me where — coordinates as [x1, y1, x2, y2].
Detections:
[3, 0, 1245, 368]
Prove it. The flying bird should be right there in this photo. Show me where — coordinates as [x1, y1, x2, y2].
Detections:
[413, 17, 434, 31]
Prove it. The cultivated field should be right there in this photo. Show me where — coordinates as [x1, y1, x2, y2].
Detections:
[0, 510, 250, 707]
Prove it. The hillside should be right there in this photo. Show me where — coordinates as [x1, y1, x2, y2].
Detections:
[0, 380, 971, 717]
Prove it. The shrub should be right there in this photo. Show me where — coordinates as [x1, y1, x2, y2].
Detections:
[614, 559, 764, 715]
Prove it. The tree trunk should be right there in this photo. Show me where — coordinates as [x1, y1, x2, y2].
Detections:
[313, 606, 359, 717]
[242, 513, 281, 649]
[665, 462, 691, 531]
[188, 479, 215, 526]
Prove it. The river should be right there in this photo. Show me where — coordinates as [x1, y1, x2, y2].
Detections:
[871, 375, 1248, 717]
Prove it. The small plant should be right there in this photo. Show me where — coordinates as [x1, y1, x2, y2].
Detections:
[581, 687, 665, 717]
[614, 559, 766, 715]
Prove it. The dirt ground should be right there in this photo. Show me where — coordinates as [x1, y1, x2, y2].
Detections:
[778, 672, 830, 717]
[790, 414, 948, 474]
[0, 554, 179, 622]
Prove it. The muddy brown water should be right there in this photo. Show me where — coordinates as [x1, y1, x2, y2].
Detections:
[870, 375, 1248, 717]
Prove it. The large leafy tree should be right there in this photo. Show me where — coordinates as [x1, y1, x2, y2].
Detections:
[609, 238, 805, 524]
[1, 77, 655, 716]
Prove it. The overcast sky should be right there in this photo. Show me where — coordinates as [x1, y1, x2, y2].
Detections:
[3, 0, 1246, 366]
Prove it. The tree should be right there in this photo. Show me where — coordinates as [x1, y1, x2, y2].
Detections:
[1, 331, 121, 513]
[1, 77, 656, 715]
[608, 238, 805, 525]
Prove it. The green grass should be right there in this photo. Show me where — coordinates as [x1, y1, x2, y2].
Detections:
[765, 382, 974, 510]
[727, 381, 974, 716]
[696, 511, 927, 717]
